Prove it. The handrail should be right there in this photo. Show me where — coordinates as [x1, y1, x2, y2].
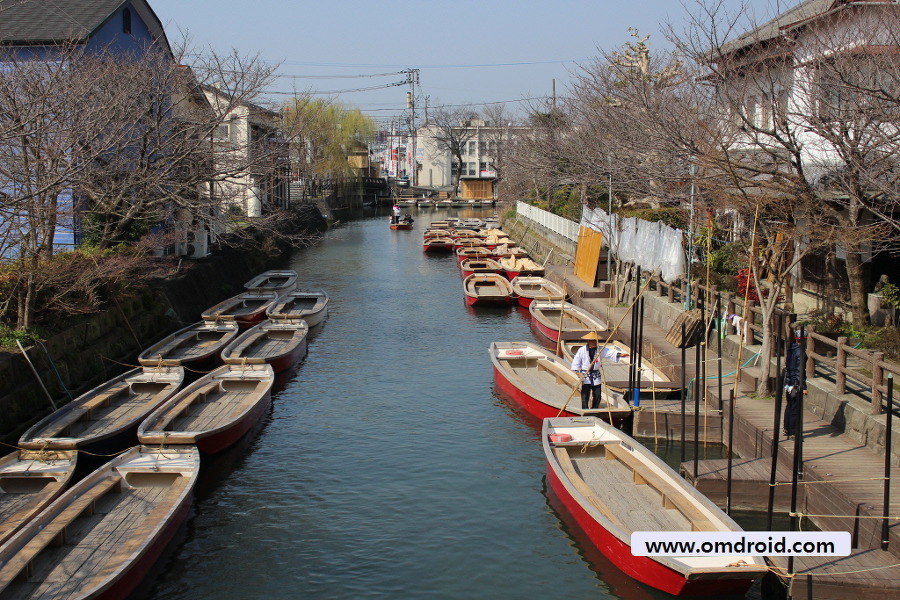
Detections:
[803, 325, 900, 414]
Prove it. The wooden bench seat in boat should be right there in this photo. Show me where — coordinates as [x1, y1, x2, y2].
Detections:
[0, 475, 122, 586]
[602, 442, 714, 531]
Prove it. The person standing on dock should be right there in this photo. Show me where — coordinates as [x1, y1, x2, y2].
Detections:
[571, 331, 625, 410]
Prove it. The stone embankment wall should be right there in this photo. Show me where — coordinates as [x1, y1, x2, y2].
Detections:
[0, 207, 326, 445]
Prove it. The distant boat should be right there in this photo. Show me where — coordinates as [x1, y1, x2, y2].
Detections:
[0, 445, 199, 600]
[463, 273, 513, 306]
[455, 246, 493, 262]
[18, 366, 184, 454]
[459, 257, 502, 279]
[138, 320, 241, 370]
[0, 449, 77, 547]
[138, 364, 274, 454]
[510, 276, 565, 308]
[266, 289, 329, 327]
[201, 290, 279, 329]
[529, 301, 607, 343]
[221, 319, 308, 373]
[390, 221, 413, 230]
[243, 269, 298, 292]
[490, 342, 631, 425]
[423, 236, 455, 253]
[543, 417, 767, 596]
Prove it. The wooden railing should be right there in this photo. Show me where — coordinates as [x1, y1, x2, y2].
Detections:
[803, 326, 900, 414]
[649, 275, 794, 347]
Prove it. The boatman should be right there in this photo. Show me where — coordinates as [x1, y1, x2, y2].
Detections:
[570, 331, 626, 410]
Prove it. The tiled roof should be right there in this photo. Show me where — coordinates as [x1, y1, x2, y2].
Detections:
[721, 0, 835, 54]
[0, 0, 129, 43]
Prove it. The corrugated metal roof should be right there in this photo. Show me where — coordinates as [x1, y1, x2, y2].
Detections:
[0, 0, 127, 43]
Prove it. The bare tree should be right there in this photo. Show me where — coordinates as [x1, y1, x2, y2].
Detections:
[426, 105, 480, 198]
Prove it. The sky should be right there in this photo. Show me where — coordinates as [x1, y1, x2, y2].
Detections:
[149, 0, 789, 125]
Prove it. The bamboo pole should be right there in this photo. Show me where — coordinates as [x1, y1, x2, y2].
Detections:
[17, 340, 57, 411]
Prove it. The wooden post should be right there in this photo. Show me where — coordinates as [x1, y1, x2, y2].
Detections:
[668, 281, 675, 303]
[872, 352, 885, 415]
[836, 336, 848, 394]
[805, 325, 816, 381]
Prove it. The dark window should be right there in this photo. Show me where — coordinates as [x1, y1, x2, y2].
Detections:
[123, 8, 131, 34]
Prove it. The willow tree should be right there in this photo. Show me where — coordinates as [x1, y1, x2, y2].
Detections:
[282, 96, 375, 199]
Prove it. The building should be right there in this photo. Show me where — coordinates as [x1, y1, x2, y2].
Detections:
[712, 0, 899, 317]
[416, 119, 527, 199]
[204, 86, 290, 219]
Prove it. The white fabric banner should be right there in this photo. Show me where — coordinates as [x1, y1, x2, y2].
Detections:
[580, 206, 686, 283]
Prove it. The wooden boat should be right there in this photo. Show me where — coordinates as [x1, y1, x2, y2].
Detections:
[422, 229, 449, 239]
[243, 269, 298, 292]
[18, 366, 184, 453]
[389, 221, 413, 230]
[510, 276, 565, 308]
[493, 244, 529, 259]
[221, 319, 308, 373]
[201, 289, 279, 329]
[138, 320, 241, 370]
[543, 417, 768, 596]
[500, 256, 545, 279]
[0, 446, 199, 600]
[429, 220, 451, 229]
[423, 236, 455, 253]
[451, 228, 483, 240]
[453, 237, 485, 250]
[0, 450, 77, 547]
[266, 289, 329, 327]
[138, 364, 274, 454]
[560, 339, 680, 397]
[456, 246, 493, 262]
[490, 342, 631, 424]
[462, 273, 513, 306]
[529, 301, 608, 343]
[459, 257, 502, 279]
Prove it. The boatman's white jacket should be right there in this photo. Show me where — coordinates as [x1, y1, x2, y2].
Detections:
[571, 345, 622, 385]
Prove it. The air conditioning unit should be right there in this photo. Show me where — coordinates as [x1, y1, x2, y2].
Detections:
[185, 228, 209, 259]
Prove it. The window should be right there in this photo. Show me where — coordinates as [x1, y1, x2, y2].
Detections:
[122, 8, 131, 34]
[479, 161, 487, 173]
[451, 162, 460, 175]
[479, 141, 486, 154]
[467, 162, 476, 176]
[468, 141, 476, 155]
[214, 124, 229, 140]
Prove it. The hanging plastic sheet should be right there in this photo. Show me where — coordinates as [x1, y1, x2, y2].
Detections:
[580, 206, 686, 283]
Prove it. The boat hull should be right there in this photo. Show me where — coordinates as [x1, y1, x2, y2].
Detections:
[493, 365, 579, 419]
[545, 465, 757, 596]
[390, 223, 413, 230]
[138, 365, 274, 455]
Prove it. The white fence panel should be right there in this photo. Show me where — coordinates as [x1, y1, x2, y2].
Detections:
[515, 201, 579, 241]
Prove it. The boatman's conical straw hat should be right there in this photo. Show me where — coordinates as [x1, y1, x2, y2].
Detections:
[581, 331, 603, 341]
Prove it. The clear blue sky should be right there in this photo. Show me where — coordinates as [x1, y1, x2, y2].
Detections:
[150, 0, 787, 124]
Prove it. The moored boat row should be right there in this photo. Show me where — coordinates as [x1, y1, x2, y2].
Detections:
[0, 267, 330, 600]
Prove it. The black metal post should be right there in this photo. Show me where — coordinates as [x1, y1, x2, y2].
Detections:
[726, 388, 735, 514]
[681, 321, 687, 464]
[635, 295, 645, 406]
[767, 316, 785, 531]
[693, 336, 701, 481]
[883, 375, 894, 551]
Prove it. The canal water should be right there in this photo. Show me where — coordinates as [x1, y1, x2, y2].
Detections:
[144, 209, 741, 600]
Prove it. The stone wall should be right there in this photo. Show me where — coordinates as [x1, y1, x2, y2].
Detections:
[0, 208, 325, 444]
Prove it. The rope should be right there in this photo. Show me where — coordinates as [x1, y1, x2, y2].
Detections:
[769, 477, 888, 486]
[100, 355, 214, 375]
[789, 511, 900, 521]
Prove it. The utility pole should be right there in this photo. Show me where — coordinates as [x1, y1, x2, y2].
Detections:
[405, 69, 419, 186]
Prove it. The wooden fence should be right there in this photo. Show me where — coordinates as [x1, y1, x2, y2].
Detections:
[647, 273, 899, 413]
[804, 326, 900, 414]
